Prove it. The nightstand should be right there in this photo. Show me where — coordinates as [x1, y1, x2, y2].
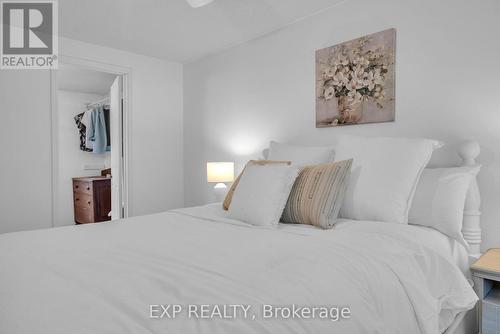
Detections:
[471, 249, 500, 334]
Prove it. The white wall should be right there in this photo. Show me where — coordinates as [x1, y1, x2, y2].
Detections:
[0, 37, 184, 233]
[56, 90, 110, 227]
[184, 0, 500, 250]
[0, 70, 52, 232]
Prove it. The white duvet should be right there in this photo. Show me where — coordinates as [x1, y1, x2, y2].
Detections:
[0, 205, 477, 334]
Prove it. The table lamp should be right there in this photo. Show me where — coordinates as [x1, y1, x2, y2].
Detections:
[207, 162, 234, 202]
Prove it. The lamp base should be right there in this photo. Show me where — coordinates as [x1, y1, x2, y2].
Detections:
[213, 183, 227, 202]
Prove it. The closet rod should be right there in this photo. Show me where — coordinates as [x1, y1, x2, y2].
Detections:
[85, 96, 110, 108]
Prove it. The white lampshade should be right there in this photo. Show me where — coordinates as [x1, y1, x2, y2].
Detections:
[186, 0, 214, 8]
[207, 162, 234, 183]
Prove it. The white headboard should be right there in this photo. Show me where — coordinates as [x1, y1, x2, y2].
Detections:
[457, 140, 482, 262]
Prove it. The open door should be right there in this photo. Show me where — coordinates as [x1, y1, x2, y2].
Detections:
[110, 76, 123, 220]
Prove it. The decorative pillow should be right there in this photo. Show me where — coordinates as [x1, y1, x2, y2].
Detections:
[334, 135, 442, 224]
[228, 164, 299, 227]
[281, 159, 353, 229]
[267, 141, 335, 166]
[223, 160, 291, 210]
[409, 166, 480, 247]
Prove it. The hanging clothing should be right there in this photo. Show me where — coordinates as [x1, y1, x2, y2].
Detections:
[81, 109, 91, 128]
[85, 105, 110, 153]
[74, 112, 92, 152]
[103, 106, 111, 147]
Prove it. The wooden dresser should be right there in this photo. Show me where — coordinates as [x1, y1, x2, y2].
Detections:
[72, 176, 112, 224]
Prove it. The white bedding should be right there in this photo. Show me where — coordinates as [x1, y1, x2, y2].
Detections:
[0, 204, 477, 334]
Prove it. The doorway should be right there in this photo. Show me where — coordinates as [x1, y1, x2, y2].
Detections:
[51, 59, 129, 227]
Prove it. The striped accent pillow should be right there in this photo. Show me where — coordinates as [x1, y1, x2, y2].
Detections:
[223, 160, 291, 210]
[281, 159, 353, 229]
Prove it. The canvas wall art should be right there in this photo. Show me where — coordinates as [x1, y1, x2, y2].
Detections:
[316, 28, 396, 127]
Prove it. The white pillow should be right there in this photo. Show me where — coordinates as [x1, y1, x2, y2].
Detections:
[409, 166, 480, 247]
[334, 135, 442, 224]
[228, 164, 299, 227]
[267, 141, 334, 166]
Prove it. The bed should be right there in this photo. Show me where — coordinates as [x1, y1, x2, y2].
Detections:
[0, 141, 482, 334]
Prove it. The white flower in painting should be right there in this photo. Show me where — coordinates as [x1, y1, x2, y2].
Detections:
[351, 67, 366, 89]
[365, 70, 384, 90]
[363, 77, 376, 91]
[324, 86, 335, 100]
[357, 56, 369, 66]
[323, 66, 336, 78]
[332, 72, 349, 86]
[334, 55, 348, 66]
[328, 67, 336, 77]
[373, 69, 384, 85]
[353, 66, 366, 80]
[348, 89, 362, 103]
[348, 79, 362, 91]
[374, 87, 385, 99]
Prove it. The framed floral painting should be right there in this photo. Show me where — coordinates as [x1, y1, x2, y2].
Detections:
[316, 28, 396, 127]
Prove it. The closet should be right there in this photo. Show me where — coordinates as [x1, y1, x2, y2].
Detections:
[55, 64, 123, 226]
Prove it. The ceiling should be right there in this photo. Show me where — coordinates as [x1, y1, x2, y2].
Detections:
[59, 0, 347, 63]
[58, 64, 117, 95]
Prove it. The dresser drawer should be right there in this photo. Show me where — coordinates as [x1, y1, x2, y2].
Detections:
[74, 205, 94, 224]
[73, 192, 94, 210]
[73, 180, 92, 195]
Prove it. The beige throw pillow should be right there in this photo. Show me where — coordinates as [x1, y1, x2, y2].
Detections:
[223, 160, 291, 211]
[281, 159, 353, 229]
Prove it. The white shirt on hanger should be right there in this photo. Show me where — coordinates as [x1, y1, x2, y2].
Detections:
[81, 109, 91, 128]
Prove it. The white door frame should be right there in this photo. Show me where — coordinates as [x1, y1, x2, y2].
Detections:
[50, 54, 132, 226]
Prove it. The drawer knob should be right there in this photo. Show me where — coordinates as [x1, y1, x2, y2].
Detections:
[75, 198, 80, 201]
[75, 185, 79, 188]
[86, 187, 90, 191]
[88, 201, 91, 205]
